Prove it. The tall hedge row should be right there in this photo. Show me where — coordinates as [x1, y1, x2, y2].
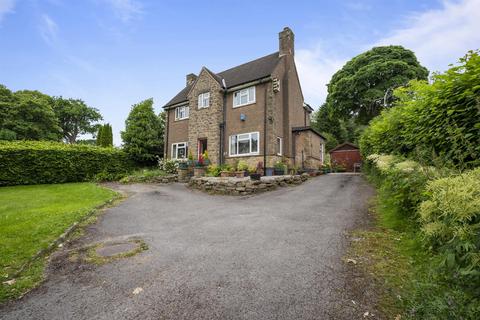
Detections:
[0, 141, 133, 186]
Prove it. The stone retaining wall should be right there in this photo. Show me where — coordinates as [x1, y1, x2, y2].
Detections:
[188, 173, 310, 195]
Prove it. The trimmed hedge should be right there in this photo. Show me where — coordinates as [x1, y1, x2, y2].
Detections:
[0, 141, 133, 186]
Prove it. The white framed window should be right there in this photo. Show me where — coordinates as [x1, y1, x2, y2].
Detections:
[198, 92, 210, 109]
[276, 137, 283, 155]
[233, 86, 255, 108]
[229, 132, 259, 156]
[172, 142, 188, 159]
[320, 143, 325, 163]
[175, 105, 189, 120]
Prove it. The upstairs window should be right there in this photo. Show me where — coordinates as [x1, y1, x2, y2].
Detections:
[198, 92, 210, 109]
[175, 105, 189, 120]
[229, 132, 259, 156]
[233, 86, 255, 108]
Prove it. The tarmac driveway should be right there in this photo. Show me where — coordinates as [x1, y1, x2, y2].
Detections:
[0, 174, 375, 320]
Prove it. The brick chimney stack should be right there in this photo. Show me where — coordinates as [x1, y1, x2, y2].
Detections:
[279, 27, 294, 57]
[186, 73, 197, 86]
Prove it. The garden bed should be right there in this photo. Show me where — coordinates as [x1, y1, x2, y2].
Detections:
[188, 173, 310, 196]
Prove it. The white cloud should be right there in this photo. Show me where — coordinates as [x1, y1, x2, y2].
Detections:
[295, 46, 347, 108]
[375, 0, 480, 73]
[39, 14, 58, 45]
[104, 0, 143, 22]
[0, 0, 15, 23]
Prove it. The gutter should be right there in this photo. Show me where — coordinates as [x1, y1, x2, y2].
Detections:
[220, 79, 227, 165]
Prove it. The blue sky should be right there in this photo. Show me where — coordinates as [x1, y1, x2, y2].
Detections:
[1, 0, 479, 144]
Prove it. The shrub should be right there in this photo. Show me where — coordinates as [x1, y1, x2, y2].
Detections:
[419, 168, 480, 284]
[119, 168, 167, 184]
[157, 158, 178, 174]
[0, 141, 132, 186]
[237, 160, 248, 171]
[207, 164, 221, 177]
[360, 50, 480, 170]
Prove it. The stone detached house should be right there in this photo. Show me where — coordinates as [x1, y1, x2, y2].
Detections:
[163, 27, 326, 172]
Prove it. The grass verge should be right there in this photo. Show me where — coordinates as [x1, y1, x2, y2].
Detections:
[119, 168, 169, 184]
[348, 196, 479, 319]
[0, 183, 118, 303]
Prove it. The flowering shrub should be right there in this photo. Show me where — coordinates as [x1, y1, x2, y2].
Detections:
[157, 157, 178, 174]
[419, 168, 480, 282]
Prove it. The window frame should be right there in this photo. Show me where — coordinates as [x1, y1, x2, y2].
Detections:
[171, 142, 188, 160]
[276, 136, 283, 156]
[229, 131, 260, 157]
[174, 105, 189, 121]
[198, 92, 210, 109]
[233, 86, 256, 108]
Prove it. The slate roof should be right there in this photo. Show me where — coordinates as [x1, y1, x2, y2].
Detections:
[164, 52, 281, 108]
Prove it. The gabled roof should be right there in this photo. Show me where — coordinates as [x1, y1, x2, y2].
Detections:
[163, 52, 281, 108]
[329, 142, 359, 152]
[292, 126, 327, 140]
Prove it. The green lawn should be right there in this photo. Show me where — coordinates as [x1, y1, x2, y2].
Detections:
[0, 183, 117, 302]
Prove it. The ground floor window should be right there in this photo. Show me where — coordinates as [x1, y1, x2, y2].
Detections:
[172, 142, 188, 159]
[229, 132, 259, 156]
[276, 136, 283, 155]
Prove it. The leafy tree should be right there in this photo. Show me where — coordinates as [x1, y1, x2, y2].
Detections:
[158, 111, 166, 156]
[121, 98, 162, 164]
[1, 90, 61, 141]
[53, 97, 102, 144]
[97, 123, 113, 147]
[360, 50, 480, 169]
[327, 45, 429, 124]
[96, 125, 104, 146]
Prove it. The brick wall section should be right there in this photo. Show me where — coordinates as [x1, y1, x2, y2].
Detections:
[187, 68, 223, 164]
[165, 107, 189, 158]
[294, 130, 325, 169]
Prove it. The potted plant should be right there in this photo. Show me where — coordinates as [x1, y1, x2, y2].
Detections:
[236, 160, 248, 178]
[202, 150, 210, 166]
[249, 162, 263, 181]
[273, 161, 287, 175]
[187, 151, 194, 167]
[220, 164, 233, 177]
[193, 154, 206, 177]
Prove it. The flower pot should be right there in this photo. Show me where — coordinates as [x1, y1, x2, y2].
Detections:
[250, 173, 261, 181]
[235, 171, 245, 178]
[178, 162, 189, 169]
[220, 171, 230, 178]
[193, 166, 206, 177]
[274, 168, 285, 176]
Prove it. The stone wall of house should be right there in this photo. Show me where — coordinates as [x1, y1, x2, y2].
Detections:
[294, 130, 325, 169]
[189, 174, 310, 196]
[187, 68, 224, 164]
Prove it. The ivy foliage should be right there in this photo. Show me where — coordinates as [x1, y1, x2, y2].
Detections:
[361, 50, 480, 170]
[0, 141, 132, 186]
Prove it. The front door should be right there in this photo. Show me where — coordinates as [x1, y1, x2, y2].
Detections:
[198, 138, 207, 158]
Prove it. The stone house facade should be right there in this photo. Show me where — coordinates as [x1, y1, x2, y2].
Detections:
[163, 27, 326, 172]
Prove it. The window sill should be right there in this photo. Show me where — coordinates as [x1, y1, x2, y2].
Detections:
[228, 153, 260, 157]
[233, 101, 256, 109]
[174, 118, 189, 121]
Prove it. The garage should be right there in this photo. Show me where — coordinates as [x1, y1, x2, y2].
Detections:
[329, 142, 362, 172]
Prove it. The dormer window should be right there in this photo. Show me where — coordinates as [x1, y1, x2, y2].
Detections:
[233, 86, 255, 108]
[198, 92, 210, 109]
[175, 105, 189, 120]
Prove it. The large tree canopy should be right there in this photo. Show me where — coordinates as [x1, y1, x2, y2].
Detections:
[326, 45, 428, 124]
[53, 97, 102, 144]
[0, 89, 61, 141]
[121, 98, 162, 164]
